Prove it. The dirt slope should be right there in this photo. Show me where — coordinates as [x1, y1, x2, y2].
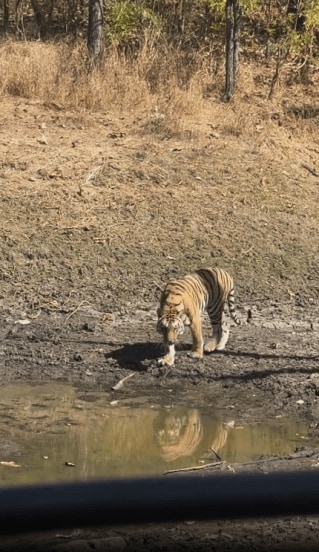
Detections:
[0, 96, 318, 314]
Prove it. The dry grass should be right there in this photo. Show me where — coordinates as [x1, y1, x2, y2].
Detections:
[0, 39, 318, 313]
[0, 40, 206, 118]
[0, 38, 317, 135]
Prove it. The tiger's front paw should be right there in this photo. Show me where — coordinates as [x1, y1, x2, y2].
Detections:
[158, 355, 175, 367]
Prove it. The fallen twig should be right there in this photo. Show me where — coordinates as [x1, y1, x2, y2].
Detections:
[229, 449, 319, 469]
[163, 461, 224, 475]
[163, 450, 319, 476]
[210, 448, 222, 461]
[112, 372, 136, 391]
[64, 301, 92, 323]
[301, 163, 319, 177]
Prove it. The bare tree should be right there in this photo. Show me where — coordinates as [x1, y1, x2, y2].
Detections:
[30, 0, 46, 38]
[223, 0, 241, 102]
[2, 0, 9, 33]
[2, 0, 10, 33]
[287, 0, 306, 32]
[87, 0, 104, 64]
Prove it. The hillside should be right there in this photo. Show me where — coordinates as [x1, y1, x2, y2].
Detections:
[0, 75, 318, 315]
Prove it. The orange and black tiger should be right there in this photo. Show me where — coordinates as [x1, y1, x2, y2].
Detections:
[157, 267, 241, 366]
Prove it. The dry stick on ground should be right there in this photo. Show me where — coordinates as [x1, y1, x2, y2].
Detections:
[301, 163, 319, 177]
[163, 462, 224, 475]
[163, 449, 319, 475]
[112, 372, 136, 391]
[64, 301, 92, 323]
[210, 448, 222, 461]
[236, 449, 319, 467]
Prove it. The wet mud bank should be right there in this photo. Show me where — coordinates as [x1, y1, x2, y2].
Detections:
[0, 302, 318, 551]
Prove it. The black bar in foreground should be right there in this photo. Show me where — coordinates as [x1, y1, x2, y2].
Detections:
[0, 470, 319, 535]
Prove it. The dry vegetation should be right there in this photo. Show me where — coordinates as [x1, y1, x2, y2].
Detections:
[0, 39, 318, 317]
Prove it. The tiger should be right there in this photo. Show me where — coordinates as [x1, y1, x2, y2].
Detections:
[154, 408, 203, 462]
[154, 407, 231, 463]
[156, 267, 241, 367]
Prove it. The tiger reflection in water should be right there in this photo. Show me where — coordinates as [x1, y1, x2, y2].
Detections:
[153, 408, 230, 463]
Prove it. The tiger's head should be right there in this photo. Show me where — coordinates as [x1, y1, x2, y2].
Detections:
[154, 408, 203, 462]
[157, 414, 187, 447]
[157, 292, 185, 345]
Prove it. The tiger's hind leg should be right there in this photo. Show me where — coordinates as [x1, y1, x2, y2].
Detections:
[204, 313, 229, 353]
[204, 322, 222, 353]
[216, 319, 230, 350]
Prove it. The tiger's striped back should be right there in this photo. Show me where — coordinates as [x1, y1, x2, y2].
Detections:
[160, 273, 208, 314]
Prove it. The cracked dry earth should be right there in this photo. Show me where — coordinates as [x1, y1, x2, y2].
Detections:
[0, 96, 318, 551]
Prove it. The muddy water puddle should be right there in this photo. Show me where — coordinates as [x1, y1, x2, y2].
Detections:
[0, 383, 309, 486]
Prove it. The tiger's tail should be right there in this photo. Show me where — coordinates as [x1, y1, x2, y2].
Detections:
[227, 288, 241, 326]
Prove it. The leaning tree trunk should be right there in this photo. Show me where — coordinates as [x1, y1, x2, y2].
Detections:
[87, 0, 104, 65]
[223, 0, 241, 102]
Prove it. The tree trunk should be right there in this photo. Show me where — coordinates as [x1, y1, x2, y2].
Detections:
[30, 0, 46, 39]
[287, 0, 306, 32]
[3, 0, 9, 33]
[87, 0, 104, 65]
[223, 0, 241, 102]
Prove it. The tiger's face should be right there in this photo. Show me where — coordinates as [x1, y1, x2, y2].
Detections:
[157, 292, 185, 344]
[154, 409, 203, 461]
[156, 414, 187, 446]
[157, 312, 185, 344]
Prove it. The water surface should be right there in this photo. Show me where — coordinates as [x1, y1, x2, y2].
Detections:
[0, 383, 308, 486]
